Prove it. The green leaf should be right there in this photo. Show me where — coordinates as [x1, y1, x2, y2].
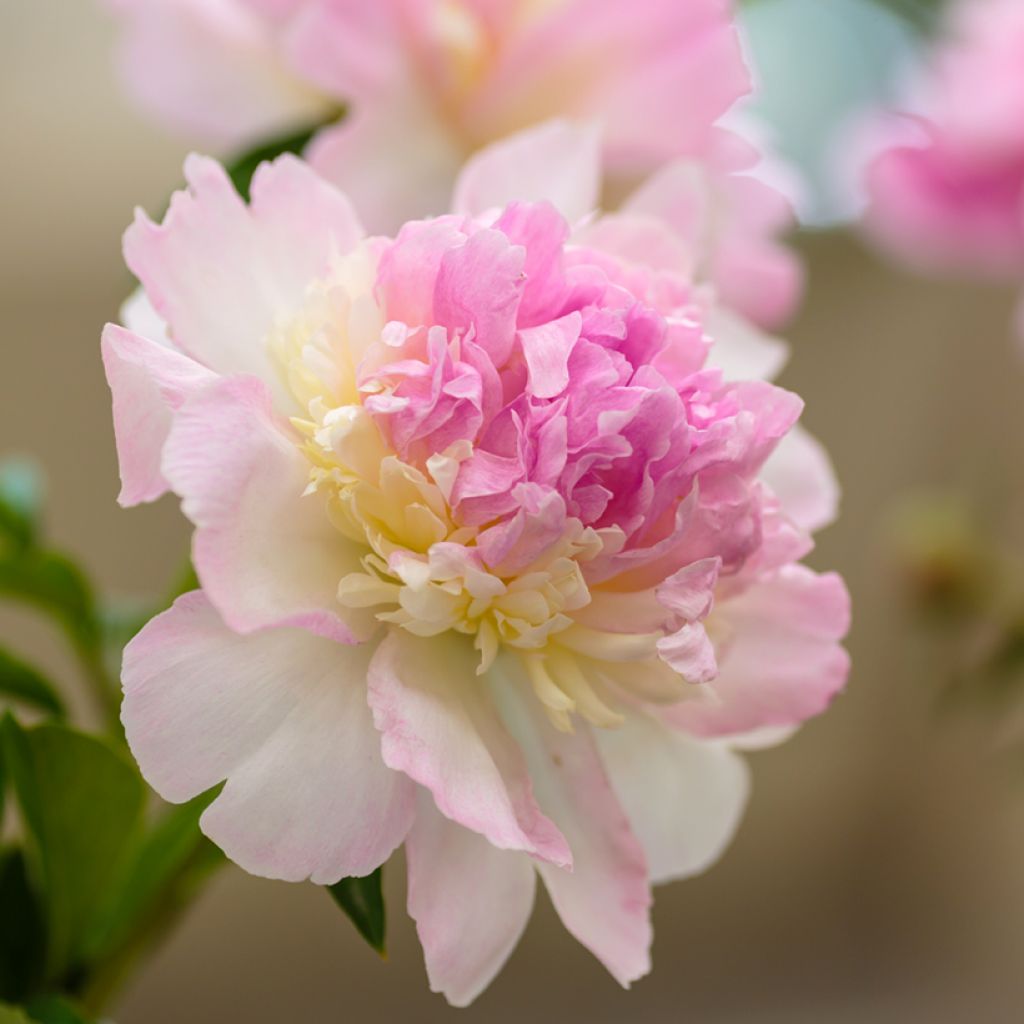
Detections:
[327, 868, 386, 955]
[75, 800, 226, 1015]
[0, 553, 113, 728]
[0, 649, 64, 718]
[0, 551, 101, 659]
[225, 120, 332, 201]
[0, 460, 43, 553]
[84, 787, 223, 962]
[22, 996, 92, 1024]
[1, 717, 146, 982]
[0, 1004, 33, 1024]
[0, 849, 47, 1001]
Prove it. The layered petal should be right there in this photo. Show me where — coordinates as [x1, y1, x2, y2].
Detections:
[101, 324, 215, 506]
[122, 592, 414, 883]
[407, 796, 536, 1008]
[124, 154, 364, 409]
[663, 566, 851, 738]
[492, 658, 652, 987]
[596, 712, 749, 884]
[162, 374, 369, 642]
[367, 629, 571, 866]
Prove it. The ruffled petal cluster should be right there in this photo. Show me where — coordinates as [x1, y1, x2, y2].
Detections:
[104, 125, 848, 1005]
[863, 0, 1024, 336]
[105, 0, 801, 328]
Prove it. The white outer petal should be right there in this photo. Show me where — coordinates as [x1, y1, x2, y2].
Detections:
[407, 795, 536, 1008]
[122, 592, 414, 883]
[596, 712, 750, 884]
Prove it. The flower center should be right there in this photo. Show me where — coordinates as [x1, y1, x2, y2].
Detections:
[267, 239, 708, 734]
[271, 256, 605, 676]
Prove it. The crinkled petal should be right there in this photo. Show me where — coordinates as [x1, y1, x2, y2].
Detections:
[125, 153, 363, 410]
[102, 324, 216, 507]
[407, 795, 536, 1008]
[367, 629, 571, 866]
[162, 374, 369, 642]
[657, 622, 718, 683]
[519, 312, 583, 399]
[656, 557, 721, 622]
[122, 591, 414, 882]
[434, 227, 526, 366]
[596, 712, 749, 884]
[663, 566, 851, 738]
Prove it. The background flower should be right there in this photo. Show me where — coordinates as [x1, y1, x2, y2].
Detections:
[862, 0, 1024, 340]
[103, 0, 803, 329]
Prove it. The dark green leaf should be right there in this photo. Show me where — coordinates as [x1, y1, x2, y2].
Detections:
[1, 717, 146, 982]
[327, 868, 386, 955]
[0, 849, 47, 1001]
[225, 119, 335, 201]
[0, 461, 43, 553]
[84, 787, 222, 962]
[871, 0, 947, 33]
[0, 649, 64, 718]
[23, 996, 92, 1024]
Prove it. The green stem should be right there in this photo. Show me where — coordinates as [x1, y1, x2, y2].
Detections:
[76, 844, 225, 1016]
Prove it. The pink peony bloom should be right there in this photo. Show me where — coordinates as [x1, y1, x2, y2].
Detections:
[105, 0, 802, 328]
[863, 0, 1024, 332]
[104, 123, 848, 1005]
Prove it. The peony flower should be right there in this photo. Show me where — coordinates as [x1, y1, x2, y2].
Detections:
[103, 122, 848, 1005]
[862, 0, 1024, 336]
[104, 0, 802, 328]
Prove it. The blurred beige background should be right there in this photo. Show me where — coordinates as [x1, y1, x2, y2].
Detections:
[4, 3, 1024, 1021]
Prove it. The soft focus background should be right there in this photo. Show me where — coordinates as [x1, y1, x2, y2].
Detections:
[4, 2, 1024, 1021]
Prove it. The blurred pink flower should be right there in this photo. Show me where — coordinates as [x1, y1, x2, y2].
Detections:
[863, 0, 1024, 331]
[103, 124, 847, 1005]
[105, 0, 802, 328]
